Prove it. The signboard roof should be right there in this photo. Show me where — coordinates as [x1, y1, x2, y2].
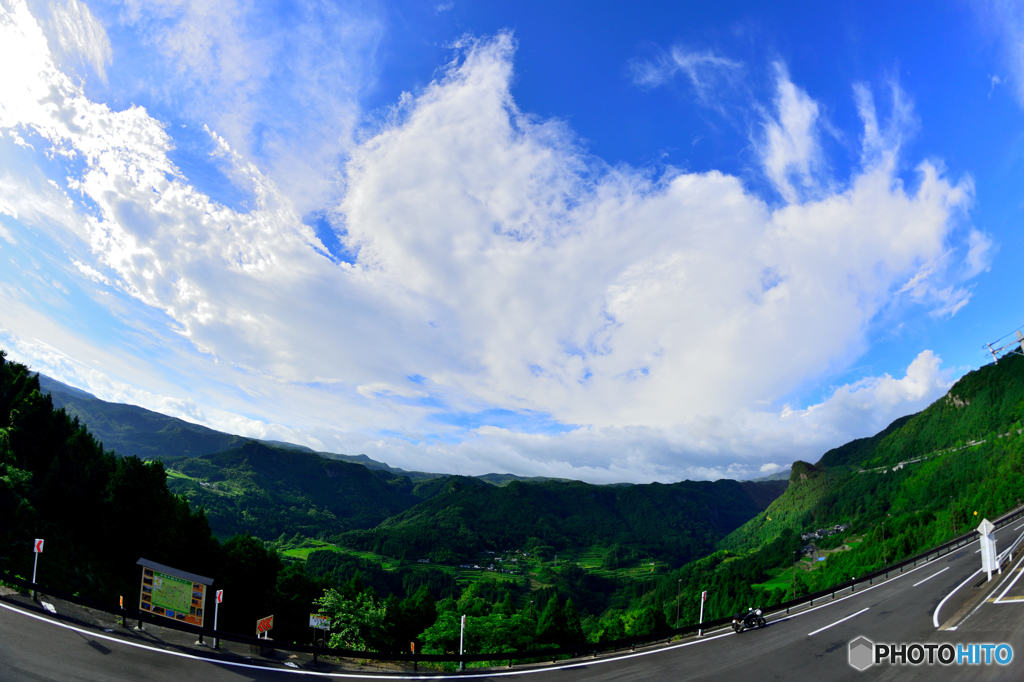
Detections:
[137, 558, 214, 586]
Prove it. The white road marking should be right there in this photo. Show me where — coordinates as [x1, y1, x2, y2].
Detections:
[0, 531, 994, 678]
[913, 567, 949, 587]
[807, 608, 869, 637]
[1014, 522, 1024, 531]
[994, 566, 1024, 604]
[933, 569, 983, 628]
[0, 599, 734, 679]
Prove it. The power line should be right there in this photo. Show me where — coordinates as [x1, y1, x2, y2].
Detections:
[984, 325, 1024, 364]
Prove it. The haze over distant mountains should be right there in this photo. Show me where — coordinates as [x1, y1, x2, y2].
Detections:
[36, 374, 579, 485]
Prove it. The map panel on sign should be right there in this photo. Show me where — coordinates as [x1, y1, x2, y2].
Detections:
[151, 572, 192, 614]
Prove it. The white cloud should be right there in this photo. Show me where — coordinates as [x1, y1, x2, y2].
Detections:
[978, 1, 1024, 106]
[0, 9, 994, 481]
[759, 62, 825, 203]
[114, 0, 383, 214]
[630, 46, 742, 90]
[32, 0, 112, 82]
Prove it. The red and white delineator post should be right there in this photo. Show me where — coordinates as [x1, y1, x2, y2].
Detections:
[31, 539, 43, 600]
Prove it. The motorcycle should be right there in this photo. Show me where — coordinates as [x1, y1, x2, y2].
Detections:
[731, 607, 766, 633]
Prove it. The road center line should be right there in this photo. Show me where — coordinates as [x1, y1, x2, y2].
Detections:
[913, 567, 949, 587]
[807, 608, 869, 637]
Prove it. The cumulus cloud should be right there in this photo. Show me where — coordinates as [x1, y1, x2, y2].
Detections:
[0, 7, 993, 481]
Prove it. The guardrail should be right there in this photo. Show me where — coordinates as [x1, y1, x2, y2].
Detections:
[4, 502, 1024, 670]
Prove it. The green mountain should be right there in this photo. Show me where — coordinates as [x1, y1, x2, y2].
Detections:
[337, 476, 787, 567]
[165, 441, 422, 539]
[720, 352, 1024, 554]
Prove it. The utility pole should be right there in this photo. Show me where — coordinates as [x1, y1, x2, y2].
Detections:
[790, 551, 796, 600]
[882, 517, 887, 565]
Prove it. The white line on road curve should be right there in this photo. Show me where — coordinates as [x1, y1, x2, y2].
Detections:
[807, 608, 869, 637]
[0, 600, 736, 680]
[933, 569, 983, 628]
[913, 567, 950, 587]
[1014, 523, 1024, 531]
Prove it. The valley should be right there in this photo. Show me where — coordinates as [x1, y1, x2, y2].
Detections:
[5, 350, 1024, 662]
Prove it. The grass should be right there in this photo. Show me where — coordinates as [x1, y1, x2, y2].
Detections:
[165, 467, 243, 497]
[753, 567, 795, 592]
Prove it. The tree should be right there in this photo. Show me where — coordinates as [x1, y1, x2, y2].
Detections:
[317, 588, 387, 650]
[536, 594, 566, 644]
[561, 598, 585, 645]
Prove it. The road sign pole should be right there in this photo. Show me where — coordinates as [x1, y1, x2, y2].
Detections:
[698, 591, 707, 636]
[214, 590, 223, 649]
[31, 539, 43, 600]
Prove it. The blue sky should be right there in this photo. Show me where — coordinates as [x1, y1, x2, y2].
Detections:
[1, 0, 1022, 482]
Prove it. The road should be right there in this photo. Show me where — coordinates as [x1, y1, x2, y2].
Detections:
[2, 523, 1024, 680]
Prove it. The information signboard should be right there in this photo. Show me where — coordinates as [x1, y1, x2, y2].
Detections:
[309, 613, 330, 630]
[137, 558, 213, 628]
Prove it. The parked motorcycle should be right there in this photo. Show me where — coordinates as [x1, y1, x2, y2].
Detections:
[732, 607, 766, 633]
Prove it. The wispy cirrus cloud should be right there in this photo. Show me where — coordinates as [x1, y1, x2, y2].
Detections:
[629, 45, 743, 110]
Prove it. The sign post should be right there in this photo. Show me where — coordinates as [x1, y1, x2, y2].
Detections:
[310, 613, 329, 664]
[459, 614, 466, 671]
[31, 539, 43, 600]
[979, 518, 999, 582]
[698, 591, 707, 636]
[256, 615, 274, 639]
[214, 590, 223, 649]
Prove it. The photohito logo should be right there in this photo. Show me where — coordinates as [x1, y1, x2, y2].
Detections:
[848, 636, 874, 671]
[848, 636, 1012, 671]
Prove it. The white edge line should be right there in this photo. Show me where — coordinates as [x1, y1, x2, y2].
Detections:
[0, 599, 735, 679]
[993, 564, 1024, 604]
[806, 607, 868, 637]
[0, 534, 993, 678]
[913, 567, 950, 587]
[764, 544, 962, 627]
[933, 568, 983, 628]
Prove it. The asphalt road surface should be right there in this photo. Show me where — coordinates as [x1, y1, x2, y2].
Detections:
[3, 523, 1024, 681]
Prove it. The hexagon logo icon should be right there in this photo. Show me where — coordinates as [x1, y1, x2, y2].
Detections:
[848, 636, 874, 671]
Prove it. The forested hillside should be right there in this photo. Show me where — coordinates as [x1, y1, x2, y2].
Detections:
[166, 441, 420, 538]
[339, 477, 785, 567]
[639, 354, 1024, 634]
